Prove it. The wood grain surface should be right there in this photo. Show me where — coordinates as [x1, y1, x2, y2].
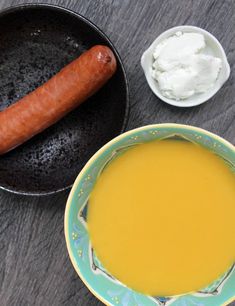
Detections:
[0, 0, 234, 305]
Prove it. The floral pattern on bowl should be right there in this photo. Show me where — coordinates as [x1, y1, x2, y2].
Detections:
[65, 124, 235, 306]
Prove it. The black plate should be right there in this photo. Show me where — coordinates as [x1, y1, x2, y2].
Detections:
[0, 4, 129, 195]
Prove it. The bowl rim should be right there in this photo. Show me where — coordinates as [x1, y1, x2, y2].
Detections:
[141, 25, 231, 107]
[64, 123, 235, 306]
[0, 2, 130, 196]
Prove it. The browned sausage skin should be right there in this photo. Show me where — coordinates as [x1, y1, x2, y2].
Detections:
[0, 45, 117, 155]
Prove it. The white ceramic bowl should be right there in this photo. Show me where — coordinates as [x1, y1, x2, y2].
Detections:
[141, 25, 231, 107]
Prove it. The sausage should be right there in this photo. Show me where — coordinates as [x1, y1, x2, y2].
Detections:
[0, 45, 117, 155]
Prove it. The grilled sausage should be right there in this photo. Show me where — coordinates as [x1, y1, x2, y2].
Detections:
[0, 45, 117, 155]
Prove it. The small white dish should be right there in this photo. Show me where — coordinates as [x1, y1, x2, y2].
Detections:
[141, 25, 231, 107]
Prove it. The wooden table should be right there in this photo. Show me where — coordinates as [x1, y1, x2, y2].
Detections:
[0, 0, 234, 305]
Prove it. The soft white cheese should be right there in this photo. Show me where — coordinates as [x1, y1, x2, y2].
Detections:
[152, 32, 222, 100]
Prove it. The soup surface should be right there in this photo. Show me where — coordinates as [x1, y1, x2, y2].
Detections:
[88, 140, 235, 296]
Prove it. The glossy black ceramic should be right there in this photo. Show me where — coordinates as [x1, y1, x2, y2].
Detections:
[0, 4, 129, 195]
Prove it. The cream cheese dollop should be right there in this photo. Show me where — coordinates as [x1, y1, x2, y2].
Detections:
[151, 31, 222, 100]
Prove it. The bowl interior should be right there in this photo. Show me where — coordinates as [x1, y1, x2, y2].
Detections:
[0, 4, 129, 195]
[65, 124, 235, 306]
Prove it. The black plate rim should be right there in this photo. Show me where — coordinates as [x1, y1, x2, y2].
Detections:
[0, 3, 130, 196]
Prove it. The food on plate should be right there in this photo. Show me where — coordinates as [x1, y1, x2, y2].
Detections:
[151, 31, 222, 100]
[88, 139, 235, 296]
[0, 45, 116, 155]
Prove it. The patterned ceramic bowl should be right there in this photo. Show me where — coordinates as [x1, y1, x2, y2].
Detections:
[64, 124, 235, 306]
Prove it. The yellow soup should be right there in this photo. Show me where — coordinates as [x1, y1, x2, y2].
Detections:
[88, 140, 235, 296]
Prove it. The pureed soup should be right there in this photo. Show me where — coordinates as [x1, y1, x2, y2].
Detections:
[87, 140, 235, 296]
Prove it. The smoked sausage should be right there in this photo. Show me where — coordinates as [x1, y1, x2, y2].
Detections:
[0, 45, 117, 155]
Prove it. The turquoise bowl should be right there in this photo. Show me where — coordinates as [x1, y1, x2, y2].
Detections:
[64, 124, 235, 306]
